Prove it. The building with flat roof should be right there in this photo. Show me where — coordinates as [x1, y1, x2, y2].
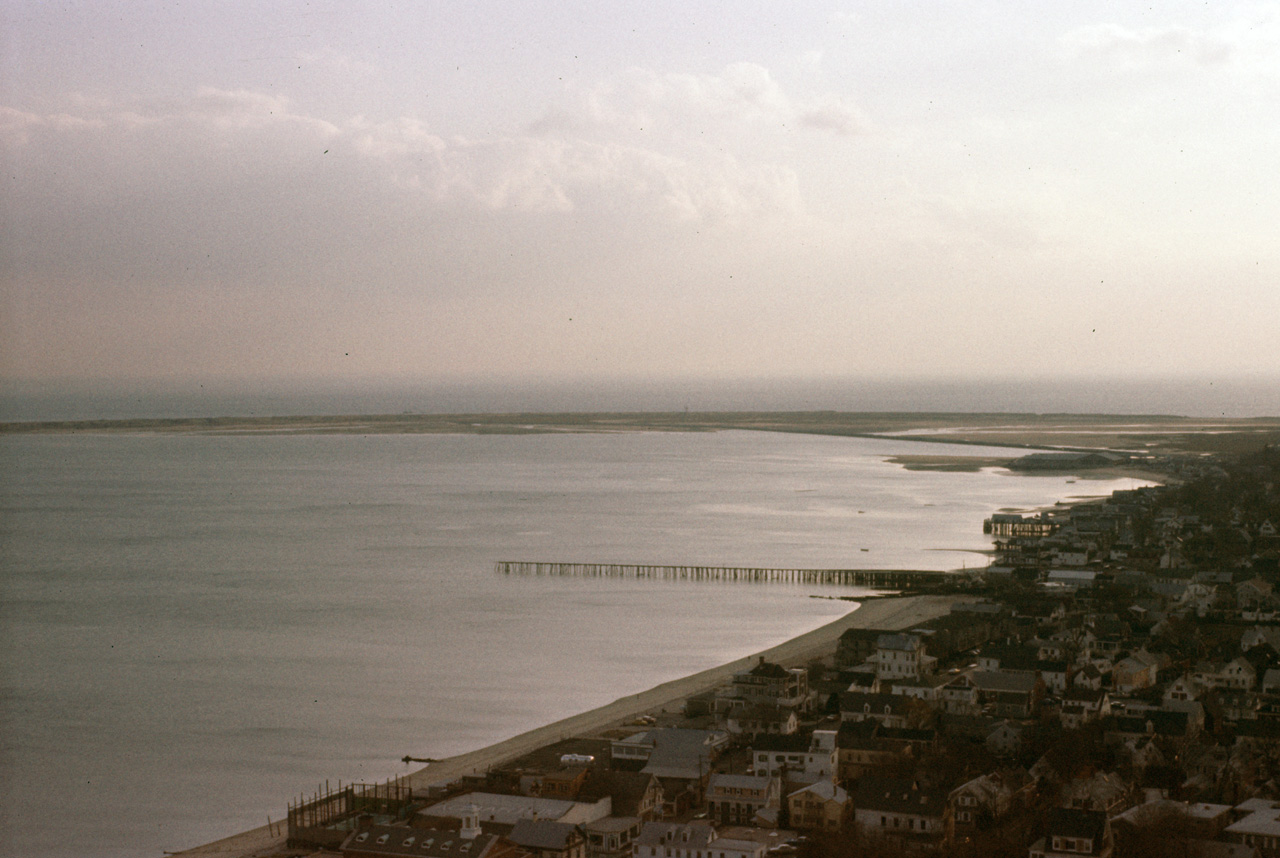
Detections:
[1226, 799, 1280, 858]
[416, 792, 610, 830]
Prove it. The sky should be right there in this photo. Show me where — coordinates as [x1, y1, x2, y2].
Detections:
[2, 1, 1279, 392]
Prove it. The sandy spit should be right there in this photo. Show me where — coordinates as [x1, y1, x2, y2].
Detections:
[166, 594, 966, 858]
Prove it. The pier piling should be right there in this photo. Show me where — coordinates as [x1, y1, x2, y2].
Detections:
[494, 561, 953, 588]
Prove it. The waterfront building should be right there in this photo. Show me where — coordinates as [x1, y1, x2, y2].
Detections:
[342, 818, 521, 858]
[874, 634, 934, 680]
[705, 773, 780, 826]
[729, 658, 809, 709]
[416, 792, 611, 829]
[749, 732, 836, 782]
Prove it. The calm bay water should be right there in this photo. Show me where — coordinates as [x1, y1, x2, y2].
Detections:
[0, 430, 1151, 857]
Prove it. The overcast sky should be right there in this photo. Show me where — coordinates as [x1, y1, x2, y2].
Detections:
[3, 2, 1278, 389]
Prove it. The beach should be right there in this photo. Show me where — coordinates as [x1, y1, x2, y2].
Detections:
[169, 593, 966, 858]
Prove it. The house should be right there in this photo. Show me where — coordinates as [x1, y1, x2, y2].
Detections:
[786, 781, 850, 832]
[1060, 689, 1110, 730]
[729, 659, 809, 709]
[1237, 578, 1275, 610]
[632, 822, 793, 858]
[875, 634, 935, 680]
[837, 692, 914, 728]
[508, 819, 586, 858]
[1165, 674, 1201, 703]
[1028, 808, 1113, 858]
[889, 673, 950, 702]
[611, 729, 728, 802]
[705, 773, 780, 826]
[725, 703, 798, 736]
[834, 721, 912, 780]
[971, 670, 1044, 718]
[1225, 798, 1280, 858]
[1111, 798, 1233, 840]
[581, 817, 643, 858]
[949, 769, 1031, 834]
[1117, 735, 1165, 775]
[1243, 627, 1280, 653]
[1216, 689, 1260, 723]
[836, 628, 897, 669]
[749, 732, 835, 782]
[977, 643, 1041, 674]
[1193, 657, 1257, 692]
[1059, 771, 1132, 815]
[985, 720, 1027, 757]
[1039, 660, 1072, 694]
[1072, 664, 1103, 691]
[539, 767, 589, 800]
[1107, 710, 1195, 742]
[939, 670, 981, 715]
[852, 776, 950, 850]
[577, 771, 663, 821]
[1112, 650, 1162, 694]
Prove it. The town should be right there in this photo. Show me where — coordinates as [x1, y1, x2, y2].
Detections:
[281, 445, 1280, 858]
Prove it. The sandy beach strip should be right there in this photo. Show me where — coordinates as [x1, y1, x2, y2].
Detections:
[167, 593, 965, 858]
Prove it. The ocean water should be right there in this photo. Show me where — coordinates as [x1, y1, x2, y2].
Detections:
[0, 429, 1152, 857]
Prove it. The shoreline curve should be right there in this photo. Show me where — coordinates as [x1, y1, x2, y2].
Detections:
[166, 593, 966, 857]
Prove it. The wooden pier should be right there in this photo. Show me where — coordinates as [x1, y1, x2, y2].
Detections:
[495, 561, 958, 588]
[287, 779, 414, 850]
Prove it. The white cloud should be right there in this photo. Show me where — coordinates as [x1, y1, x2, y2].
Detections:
[0, 105, 104, 144]
[350, 118, 801, 221]
[0, 83, 807, 280]
[1062, 22, 1240, 68]
[577, 62, 863, 136]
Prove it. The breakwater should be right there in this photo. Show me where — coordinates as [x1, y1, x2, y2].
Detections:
[495, 561, 957, 588]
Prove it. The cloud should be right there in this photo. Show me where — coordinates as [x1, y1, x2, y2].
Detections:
[352, 118, 801, 220]
[0, 105, 105, 144]
[1, 85, 807, 225]
[1062, 22, 1238, 68]
[0, 82, 810, 311]
[577, 62, 863, 136]
[796, 96, 865, 135]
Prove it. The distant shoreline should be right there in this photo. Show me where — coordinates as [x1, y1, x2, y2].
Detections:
[4, 410, 1278, 456]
